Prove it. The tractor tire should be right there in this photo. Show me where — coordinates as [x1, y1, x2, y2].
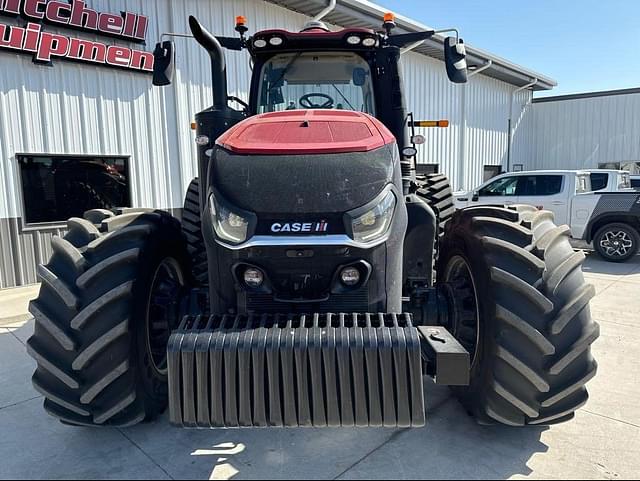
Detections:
[438, 205, 599, 426]
[27, 211, 190, 427]
[593, 222, 640, 263]
[415, 173, 456, 242]
[182, 178, 209, 286]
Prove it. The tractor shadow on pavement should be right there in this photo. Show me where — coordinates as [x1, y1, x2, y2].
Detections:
[120, 382, 549, 480]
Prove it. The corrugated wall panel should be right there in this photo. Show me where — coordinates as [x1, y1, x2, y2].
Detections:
[402, 52, 532, 191]
[402, 52, 462, 187]
[521, 92, 640, 171]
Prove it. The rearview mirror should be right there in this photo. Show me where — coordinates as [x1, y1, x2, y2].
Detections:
[472, 192, 479, 202]
[444, 37, 468, 84]
[353, 67, 368, 87]
[152, 41, 176, 86]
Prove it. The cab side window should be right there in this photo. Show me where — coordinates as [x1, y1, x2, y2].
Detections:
[478, 176, 519, 197]
[517, 175, 564, 196]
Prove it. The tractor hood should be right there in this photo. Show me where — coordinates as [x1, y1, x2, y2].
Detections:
[210, 110, 400, 215]
[216, 110, 395, 155]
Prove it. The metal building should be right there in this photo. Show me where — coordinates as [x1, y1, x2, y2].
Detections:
[0, 0, 555, 288]
[515, 88, 640, 173]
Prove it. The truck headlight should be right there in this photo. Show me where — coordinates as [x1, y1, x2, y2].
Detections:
[209, 194, 252, 245]
[350, 190, 396, 244]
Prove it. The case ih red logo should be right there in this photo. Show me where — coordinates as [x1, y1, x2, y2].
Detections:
[0, 0, 153, 72]
[271, 221, 329, 234]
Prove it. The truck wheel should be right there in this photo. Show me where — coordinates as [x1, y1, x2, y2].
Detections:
[27, 211, 189, 427]
[593, 223, 640, 262]
[182, 178, 209, 285]
[439, 205, 599, 426]
[415, 174, 455, 241]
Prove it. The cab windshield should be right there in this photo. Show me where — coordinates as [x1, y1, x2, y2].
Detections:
[257, 52, 376, 115]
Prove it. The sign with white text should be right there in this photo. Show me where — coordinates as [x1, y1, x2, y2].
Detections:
[0, 0, 154, 73]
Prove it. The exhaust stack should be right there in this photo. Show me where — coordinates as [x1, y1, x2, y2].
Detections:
[189, 16, 229, 111]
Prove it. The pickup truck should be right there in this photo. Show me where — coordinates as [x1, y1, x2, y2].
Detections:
[454, 170, 640, 262]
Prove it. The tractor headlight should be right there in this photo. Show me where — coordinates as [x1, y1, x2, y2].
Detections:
[209, 194, 253, 245]
[350, 190, 396, 244]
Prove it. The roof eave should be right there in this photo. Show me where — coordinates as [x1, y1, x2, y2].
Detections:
[265, 0, 557, 90]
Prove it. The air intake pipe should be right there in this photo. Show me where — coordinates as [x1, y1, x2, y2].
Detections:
[189, 16, 229, 112]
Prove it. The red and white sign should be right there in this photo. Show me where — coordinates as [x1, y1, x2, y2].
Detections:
[0, 0, 154, 72]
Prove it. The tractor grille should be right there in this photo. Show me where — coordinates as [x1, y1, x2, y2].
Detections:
[246, 288, 369, 314]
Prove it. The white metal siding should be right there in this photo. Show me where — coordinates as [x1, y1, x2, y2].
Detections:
[0, 0, 537, 288]
[518, 92, 640, 171]
[402, 52, 532, 191]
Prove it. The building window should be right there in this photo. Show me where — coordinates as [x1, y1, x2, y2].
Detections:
[18, 155, 131, 225]
[416, 164, 439, 175]
[483, 165, 503, 182]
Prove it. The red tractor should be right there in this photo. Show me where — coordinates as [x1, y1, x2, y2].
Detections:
[27, 9, 598, 429]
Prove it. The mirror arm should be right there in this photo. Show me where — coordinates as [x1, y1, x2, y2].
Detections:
[468, 60, 492, 78]
[434, 28, 460, 43]
[162, 33, 193, 41]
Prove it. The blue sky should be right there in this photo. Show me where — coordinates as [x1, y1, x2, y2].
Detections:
[380, 0, 640, 97]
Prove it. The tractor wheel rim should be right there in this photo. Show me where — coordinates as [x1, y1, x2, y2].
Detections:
[443, 255, 481, 368]
[601, 231, 633, 257]
[146, 257, 185, 377]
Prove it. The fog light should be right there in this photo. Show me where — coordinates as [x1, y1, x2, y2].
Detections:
[340, 267, 361, 287]
[244, 268, 264, 288]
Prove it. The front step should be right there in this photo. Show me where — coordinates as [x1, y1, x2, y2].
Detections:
[167, 313, 425, 428]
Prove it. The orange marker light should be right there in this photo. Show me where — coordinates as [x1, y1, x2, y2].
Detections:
[412, 120, 450, 128]
[384, 12, 395, 23]
[191, 122, 197, 131]
[236, 16, 247, 26]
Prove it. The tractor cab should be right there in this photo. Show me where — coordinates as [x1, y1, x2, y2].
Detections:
[153, 15, 468, 180]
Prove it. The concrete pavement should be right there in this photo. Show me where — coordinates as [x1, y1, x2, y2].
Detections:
[1, 254, 639, 480]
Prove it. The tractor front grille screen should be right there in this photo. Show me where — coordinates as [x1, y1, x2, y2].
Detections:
[247, 288, 369, 314]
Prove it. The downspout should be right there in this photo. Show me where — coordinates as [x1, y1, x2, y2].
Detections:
[313, 0, 337, 22]
[457, 60, 492, 190]
[507, 78, 537, 171]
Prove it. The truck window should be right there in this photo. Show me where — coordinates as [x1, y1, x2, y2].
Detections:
[632, 178, 640, 189]
[478, 176, 518, 197]
[590, 173, 609, 191]
[517, 175, 564, 196]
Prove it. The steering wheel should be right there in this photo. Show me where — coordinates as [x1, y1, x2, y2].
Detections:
[299, 93, 335, 109]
